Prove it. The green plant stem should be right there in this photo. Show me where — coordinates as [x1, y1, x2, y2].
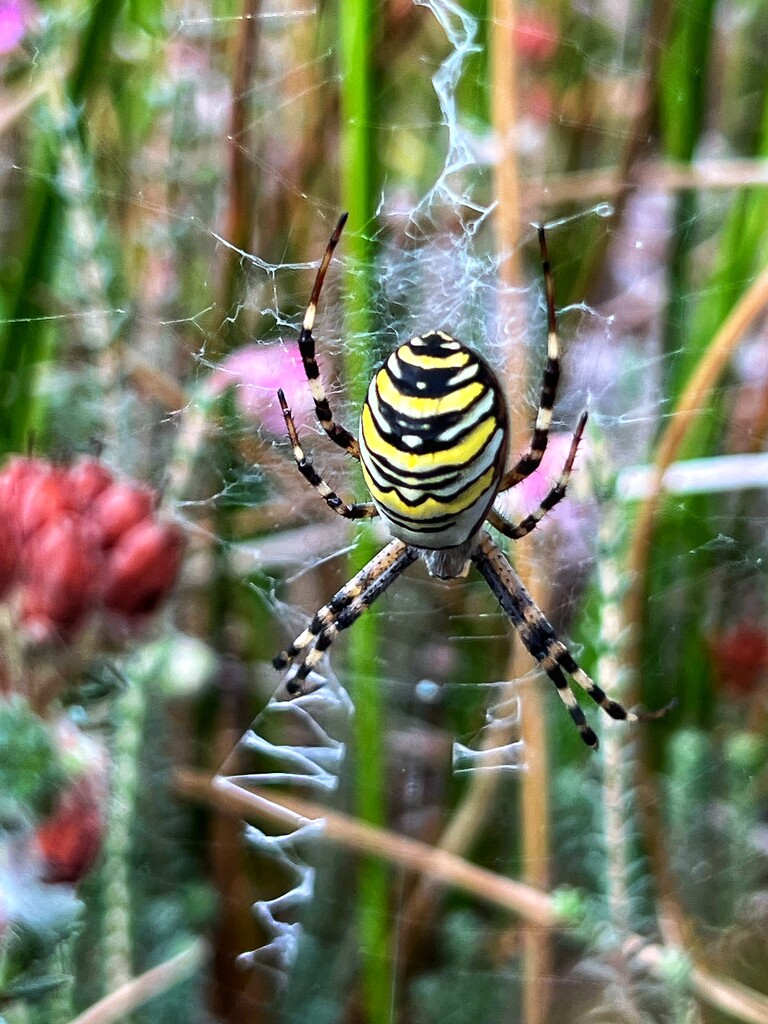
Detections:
[0, 0, 125, 453]
[657, 0, 716, 401]
[633, 0, 716, 739]
[338, 3, 390, 1022]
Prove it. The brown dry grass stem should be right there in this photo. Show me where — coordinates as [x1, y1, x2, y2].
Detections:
[1, 74, 765, 208]
[63, 940, 206, 1024]
[525, 158, 768, 210]
[214, 0, 263, 356]
[177, 770, 768, 1024]
[491, 3, 552, 1019]
[182, 771, 563, 928]
[397, 0, 542, 976]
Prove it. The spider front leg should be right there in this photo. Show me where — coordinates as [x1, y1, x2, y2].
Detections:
[298, 212, 360, 458]
[500, 225, 560, 491]
[488, 411, 587, 541]
[472, 531, 634, 749]
[273, 539, 418, 694]
[278, 390, 377, 520]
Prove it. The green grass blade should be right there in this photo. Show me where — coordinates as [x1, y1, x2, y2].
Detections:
[0, 0, 126, 454]
[338, 3, 391, 1021]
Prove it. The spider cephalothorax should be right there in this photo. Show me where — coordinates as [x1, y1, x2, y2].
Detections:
[272, 214, 648, 749]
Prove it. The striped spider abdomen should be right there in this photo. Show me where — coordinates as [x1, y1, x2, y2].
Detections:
[359, 331, 509, 573]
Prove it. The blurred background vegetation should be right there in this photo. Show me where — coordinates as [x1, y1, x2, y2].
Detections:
[2, 0, 768, 1022]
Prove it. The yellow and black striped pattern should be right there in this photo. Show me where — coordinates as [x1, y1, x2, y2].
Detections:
[358, 331, 508, 549]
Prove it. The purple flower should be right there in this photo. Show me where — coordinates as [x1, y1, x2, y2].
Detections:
[209, 343, 315, 436]
[0, 0, 34, 54]
[494, 431, 594, 570]
[501, 431, 589, 519]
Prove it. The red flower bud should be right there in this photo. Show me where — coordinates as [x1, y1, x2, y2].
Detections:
[12, 462, 73, 541]
[67, 459, 114, 507]
[91, 483, 156, 548]
[103, 519, 183, 617]
[0, 456, 182, 643]
[0, 457, 42, 506]
[20, 518, 104, 639]
[35, 777, 105, 883]
[35, 721, 107, 884]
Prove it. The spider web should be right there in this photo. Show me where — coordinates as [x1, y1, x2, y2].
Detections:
[194, 0, 674, 981]
[187, 0, 766, 991]
[207, 0, 542, 975]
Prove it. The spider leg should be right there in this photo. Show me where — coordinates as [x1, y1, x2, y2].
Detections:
[278, 390, 377, 520]
[273, 537, 411, 668]
[273, 539, 418, 694]
[472, 532, 635, 749]
[488, 411, 587, 541]
[298, 212, 360, 459]
[499, 225, 560, 491]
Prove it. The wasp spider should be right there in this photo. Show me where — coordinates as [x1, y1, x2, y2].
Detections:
[273, 214, 643, 749]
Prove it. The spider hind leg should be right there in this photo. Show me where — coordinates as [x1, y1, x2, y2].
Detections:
[547, 664, 599, 749]
[472, 532, 636, 749]
[273, 539, 418, 696]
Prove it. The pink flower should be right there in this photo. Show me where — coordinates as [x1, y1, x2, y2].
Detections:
[493, 429, 593, 569]
[0, 0, 35, 54]
[503, 431, 587, 518]
[209, 343, 315, 436]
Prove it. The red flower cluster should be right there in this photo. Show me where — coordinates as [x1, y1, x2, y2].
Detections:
[34, 716, 108, 884]
[35, 773, 105, 883]
[0, 457, 183, 642]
